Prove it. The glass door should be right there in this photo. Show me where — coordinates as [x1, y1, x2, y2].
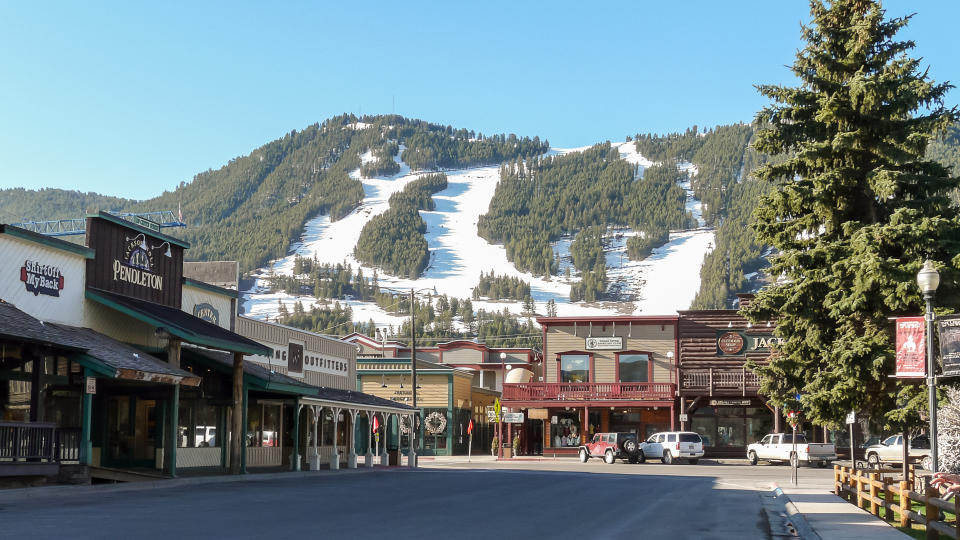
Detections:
[103, 396, 159, 468]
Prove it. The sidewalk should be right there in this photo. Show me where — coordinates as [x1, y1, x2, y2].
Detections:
[773, 484, 910, 539]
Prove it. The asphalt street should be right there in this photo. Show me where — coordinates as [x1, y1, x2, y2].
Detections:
[1, 460, 836, 540]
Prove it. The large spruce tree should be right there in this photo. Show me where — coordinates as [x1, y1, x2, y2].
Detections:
[743, 0, 960, 428]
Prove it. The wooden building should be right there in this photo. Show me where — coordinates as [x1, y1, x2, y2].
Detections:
[502, 316, 678, 456]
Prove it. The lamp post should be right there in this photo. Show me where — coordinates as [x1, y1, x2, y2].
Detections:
[917, 259, 941, 473]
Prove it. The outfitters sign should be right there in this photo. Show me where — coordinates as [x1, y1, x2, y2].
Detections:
[938, 315, 960, 377]
[895, 316, 926, 377]
[716, 331, 784, 356]
[20, 260, 65, 297]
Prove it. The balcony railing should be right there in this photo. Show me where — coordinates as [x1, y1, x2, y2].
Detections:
[680, 368, 761, 395]
[0, 421, 57, 462]
[502, 382, 675, 402]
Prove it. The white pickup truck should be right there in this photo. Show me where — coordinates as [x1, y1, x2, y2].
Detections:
[747, 433, 837, 467]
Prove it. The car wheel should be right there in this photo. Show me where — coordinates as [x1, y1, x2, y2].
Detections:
[663, 451, 673, 465]
[748, 450, 758, 466]
[623, 439, 638, 455]
[604, 449, 615, 464]
[628, 456, 638, 464]
[922, 456, 933, 471]
[817, 461, 828, 468]
[867, 453, 880, 469]
[579, 448, 588, 463]
[689, 458, 699, 465]
[789, 452, 799, 468]
[637, 451, 646, 464]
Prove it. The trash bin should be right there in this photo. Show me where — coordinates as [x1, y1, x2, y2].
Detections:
[388, 449, 400, 466]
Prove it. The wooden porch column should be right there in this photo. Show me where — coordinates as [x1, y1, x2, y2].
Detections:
[230, 351, 243, 474]
[291, 402, 301, 471]
[166, 384, 179, 477]
[167, 338, 181, 369]
[80, 367, 94, 466]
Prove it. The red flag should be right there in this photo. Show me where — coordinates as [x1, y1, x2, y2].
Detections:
[372, 416, 380, 432]
[467, 418, 474, 435]
[896, 316, 926, 377]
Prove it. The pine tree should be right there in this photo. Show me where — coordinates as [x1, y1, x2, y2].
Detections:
[743, 0, 960, 428]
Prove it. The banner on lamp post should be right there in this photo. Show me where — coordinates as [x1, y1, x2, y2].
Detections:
[938, 315, 960, 377]
[895, 316, 926, 378]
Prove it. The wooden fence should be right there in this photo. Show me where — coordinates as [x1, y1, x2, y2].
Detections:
[834, 464, 959, 539]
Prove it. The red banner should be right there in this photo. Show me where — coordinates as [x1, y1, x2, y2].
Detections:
[896, 316, 926, 377]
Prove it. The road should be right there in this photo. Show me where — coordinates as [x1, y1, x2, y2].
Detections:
[1, 460, 835, 540]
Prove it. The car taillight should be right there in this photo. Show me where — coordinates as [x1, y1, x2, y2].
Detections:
[676, 443, 680, 450]
[804, 445, 809, 453]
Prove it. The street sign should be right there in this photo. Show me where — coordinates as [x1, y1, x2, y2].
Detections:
[502, 412, 524, 423]
[85, 377, 96, 395]
[679, 413, 689, 422]
[494, 398, 502, 423]
[845, 411, 856, 425]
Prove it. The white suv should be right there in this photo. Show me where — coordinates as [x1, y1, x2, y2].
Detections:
[639, 431, 704, 464]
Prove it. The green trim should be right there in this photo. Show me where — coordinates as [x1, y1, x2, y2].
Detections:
[446, 375, 454, 455]
[241, 382, 248, 474]
[291, 402, 300, 471]
[183, 278, 239, 299]
[1, 224, 96, 258]
[86, 211, 190, 248]
[72, 353, 119, 378]
[80, 367, 93, 466]
[85, 288, 269, 356]
[168, 385, 179, 477]
[244, 373, 316, 396]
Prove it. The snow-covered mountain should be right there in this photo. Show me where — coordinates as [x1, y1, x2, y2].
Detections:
[241, 137, 715, 326]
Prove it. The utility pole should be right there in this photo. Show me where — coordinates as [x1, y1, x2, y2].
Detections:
[410, 289, 418, 469]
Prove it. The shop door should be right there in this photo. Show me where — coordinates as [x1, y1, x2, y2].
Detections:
[104, 396, 159, 468]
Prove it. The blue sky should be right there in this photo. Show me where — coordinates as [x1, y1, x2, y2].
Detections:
[1, 1, 957, 200]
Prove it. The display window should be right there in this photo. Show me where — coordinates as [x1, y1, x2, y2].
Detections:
[558, 354, 589, 383]
[177, 400, 220, 447]
[616, 352, 650, 383]
[247, 402, 282, 447]
[550, 410, 582, 447]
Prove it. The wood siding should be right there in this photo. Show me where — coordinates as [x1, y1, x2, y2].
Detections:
[181, 285, 233, 331]
[678, 310, 772, 396]
[544, 322, 675, 383]
[0, 235, 87, 326]
[443, 348, 483, 364]
[453, 373, 472, 409]
[359, 373, 448, 407]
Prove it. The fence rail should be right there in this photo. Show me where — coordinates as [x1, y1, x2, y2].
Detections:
[834, 464, 958, 539]
[0, 421, 57, 462]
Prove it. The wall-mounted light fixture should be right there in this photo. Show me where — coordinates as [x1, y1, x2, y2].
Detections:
[126, 233, 148, 251]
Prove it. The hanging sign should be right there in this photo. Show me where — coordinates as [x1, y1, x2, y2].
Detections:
[938, 315, 960, 377]
[895, 316, 926, 377]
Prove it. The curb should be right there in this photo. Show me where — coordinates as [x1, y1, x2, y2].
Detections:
[770, 482, 821, 539]
[0, 465, 410, 505]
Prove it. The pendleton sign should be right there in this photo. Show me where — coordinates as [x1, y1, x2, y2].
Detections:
[85, 213, 186, 308]
[716, 331, 784, 356]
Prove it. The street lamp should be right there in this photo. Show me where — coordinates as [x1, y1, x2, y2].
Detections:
[917, 259, 941, 472]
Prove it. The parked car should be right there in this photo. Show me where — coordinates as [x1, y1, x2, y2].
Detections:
[747, 433, 836, 467]
[863, 434, 932, 470]
[639, 431, 704, 464]
[579, 432, 640, 464]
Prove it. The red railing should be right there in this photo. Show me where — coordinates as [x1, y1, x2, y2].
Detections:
[502, 382, 675, 402]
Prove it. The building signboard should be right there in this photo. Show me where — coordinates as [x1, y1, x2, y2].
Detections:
[716, 331, 784, 356]
[502, 412, 524, 423]
[288, 342, 304, 374]
[85, 215, 184, 307]
[20, 260, 65, 297]
[896, 316, 926, 377]
[938, 315, 960, 377]
[709, 399, 751, 407]
[528, 408, 549, 420]
[192, 303, 220, 326]
[585, 336, 623, 350]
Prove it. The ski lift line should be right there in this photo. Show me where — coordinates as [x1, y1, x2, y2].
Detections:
[11, 210, 187, 237]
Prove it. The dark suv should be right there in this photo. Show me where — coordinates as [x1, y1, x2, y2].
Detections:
[579, 432, 640, 464]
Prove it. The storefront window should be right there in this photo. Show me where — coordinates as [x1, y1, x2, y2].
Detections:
[322, 412, 335, 446]
[618, 354, 649, 383]
[247, 402, 282, 447]
[559, 355, 589, 383]
[691, 407, 716, 447]
[550, 411, 581, 447]
[178, 400, 220, 448]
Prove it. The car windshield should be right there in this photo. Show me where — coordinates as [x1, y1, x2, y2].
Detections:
[679, 433, 701, 443]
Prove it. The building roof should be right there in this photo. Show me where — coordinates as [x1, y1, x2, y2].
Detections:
[0, 300, 199, 386]
[86, 288, 270, 356]
[536, 315, 679, 325]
